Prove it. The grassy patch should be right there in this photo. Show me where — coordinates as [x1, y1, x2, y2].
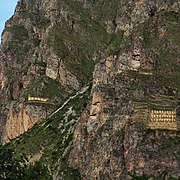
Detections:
[20, 75, 69, 105]
[0, 87, 90, 178]
[136, 11, 180, 90]
[47, 0, 124, 83]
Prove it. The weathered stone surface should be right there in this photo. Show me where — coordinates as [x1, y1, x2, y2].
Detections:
[0, 0, 179, 179]
[68, 2, 180, 178]
[2, 103, 47, 144]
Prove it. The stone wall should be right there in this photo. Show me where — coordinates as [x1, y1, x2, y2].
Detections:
[131, 103, 179, 131]
[28, 95, 49, 102]
[148, 110, 178, 130]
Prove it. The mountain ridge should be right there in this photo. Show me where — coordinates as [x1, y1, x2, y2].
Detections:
[0, 0, 179, 179]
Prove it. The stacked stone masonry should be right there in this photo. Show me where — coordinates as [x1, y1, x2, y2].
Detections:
[28, 95, 49, 102]
[148, 110, 178, 130]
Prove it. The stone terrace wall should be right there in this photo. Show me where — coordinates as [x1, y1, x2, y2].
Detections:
[148, 110, 178, 130]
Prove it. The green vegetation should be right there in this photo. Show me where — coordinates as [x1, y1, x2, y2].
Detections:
[4, 25, 30, 58]
[47, 0, 124, 84]
[137, 11, 180, 90]
[6, 25, 29, 41]
[116, 11, 179, 120]
[21, 75, 68, 104]
[147, 94, 177, 110]
[0, 1, 179, 178]
[108, 32, 124, 54]
[129, 128, 180, 180]
[47, 22, 95, 82]
[32, 38, 41, 47]
[131, 171, 177, 180]
[134, 93, 177, 113]
[17, 0, 50, 29]
[0, 146, 52, 180]
[0, 86, 90, 179]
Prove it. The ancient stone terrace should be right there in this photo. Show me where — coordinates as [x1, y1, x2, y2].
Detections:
[128, 68, 153, 75]
[148, 110, 178, 130]
[132, 99, 179, 130]
[28, 95, 49, 102]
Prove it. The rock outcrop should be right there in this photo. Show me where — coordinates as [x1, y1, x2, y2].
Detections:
[68, 2, 180, 178]
[2, 103, 48, 144]
[0, 0, 179, 179]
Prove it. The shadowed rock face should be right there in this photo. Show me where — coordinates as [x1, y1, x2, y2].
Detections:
[0, 0, 179, 179]
[2, 103, 48, 144]
[68, 2, 180, 178]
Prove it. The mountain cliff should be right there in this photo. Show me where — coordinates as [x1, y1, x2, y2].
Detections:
[0, 0, 179, 179]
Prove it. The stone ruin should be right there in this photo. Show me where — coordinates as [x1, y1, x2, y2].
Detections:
[147, 110, 178, 130]
[28, 95, 49, 102]
[132, 101, 179, 130]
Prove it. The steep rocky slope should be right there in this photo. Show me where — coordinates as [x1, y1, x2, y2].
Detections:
[0, 0, 179, 179]
[69, 9, 180, 179]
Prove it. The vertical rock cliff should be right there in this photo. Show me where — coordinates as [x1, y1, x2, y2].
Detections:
[0, 0, 179, 179]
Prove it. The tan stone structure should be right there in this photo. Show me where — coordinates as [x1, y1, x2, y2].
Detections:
[28, 95, 49, 102]
[148, 110, 178, 130]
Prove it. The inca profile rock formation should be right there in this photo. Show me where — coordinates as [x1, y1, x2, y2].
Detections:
[0, 0, 179, 179]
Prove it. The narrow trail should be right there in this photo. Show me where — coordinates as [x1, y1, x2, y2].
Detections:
[48, 85, 89, 118]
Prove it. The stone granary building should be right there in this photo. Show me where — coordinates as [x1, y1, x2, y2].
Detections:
[147, 110, 178, 130]
[28, 95, 49, 102]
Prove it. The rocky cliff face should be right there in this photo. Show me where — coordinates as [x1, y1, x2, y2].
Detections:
[68, 1, 180, 179]
[0, 0, 179, 179]
[2, 102, 48, 144]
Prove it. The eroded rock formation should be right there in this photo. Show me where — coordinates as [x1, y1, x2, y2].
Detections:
[2, 103, 47, 144]
[0, 0, 179, 179]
